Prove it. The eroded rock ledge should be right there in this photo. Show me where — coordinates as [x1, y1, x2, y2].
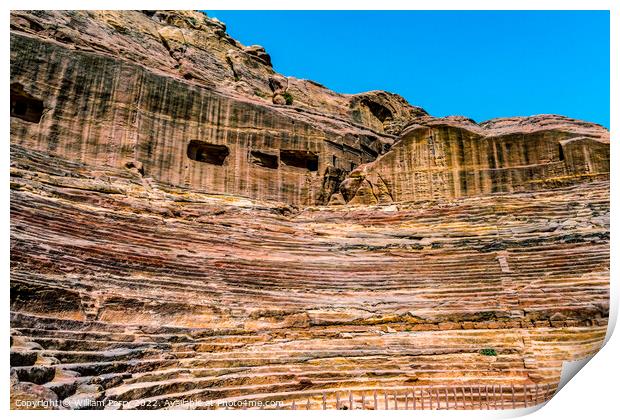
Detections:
[12, 10, 608, 209]
[10, 9, 609, 410]
[338, 114, 609, 205]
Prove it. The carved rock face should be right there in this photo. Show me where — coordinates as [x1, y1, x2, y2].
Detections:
[10, 10, 410, 206]
[339, 116, 609, 204]
[11, 10, 608, 208]
[9, 9, 610, 411]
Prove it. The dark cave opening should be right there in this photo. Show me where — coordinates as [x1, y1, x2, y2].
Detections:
[10, 83, 43, 123]
[187, 140, 230, 165]
[280, 150, 319, 171]
[250, 150, 279, 169]
[361, 99, 393, 122]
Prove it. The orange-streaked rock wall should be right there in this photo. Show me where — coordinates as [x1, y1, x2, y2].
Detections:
[341, 117, 609, 204]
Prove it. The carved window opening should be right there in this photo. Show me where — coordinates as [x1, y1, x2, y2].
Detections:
[187, 140, 229, 165]
[11, 83, 43, 123]
[280, 150, 319, 171]
[250, 150, 278, 169]
[332, 155, 337, 167]
[558, 143, 565, 161]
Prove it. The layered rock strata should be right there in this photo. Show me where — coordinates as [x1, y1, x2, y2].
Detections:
[10, 10, 426, 206]
[339, 115, 609, 205]
[10, 9, 610, 410]
[10, 145, 609, 409]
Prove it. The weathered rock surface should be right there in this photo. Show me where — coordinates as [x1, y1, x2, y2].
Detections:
[10, 10, 426, 206]
[9, 143, 609, 409]
[10, 9, 609, 410]
[339, 115, 609, 204]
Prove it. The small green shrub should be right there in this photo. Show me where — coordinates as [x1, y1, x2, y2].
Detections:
[282, 91, 294, 105]
[479, 348, 497, 356]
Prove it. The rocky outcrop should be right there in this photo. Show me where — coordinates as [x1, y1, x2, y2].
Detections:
[12, 10, 608, 209]
[338, 115, 609, 204]
[10, 10, 420, 206]
[10, 9, 609, 410]
[350, 91, 428, 135]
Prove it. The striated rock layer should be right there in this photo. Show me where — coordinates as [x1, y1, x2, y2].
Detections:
[10, 10, 426, 207]
[10, 10, 609, 410]
[340, 115, 609, 205]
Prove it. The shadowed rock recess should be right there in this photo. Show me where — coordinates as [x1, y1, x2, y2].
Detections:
[10, 10, 609, 410]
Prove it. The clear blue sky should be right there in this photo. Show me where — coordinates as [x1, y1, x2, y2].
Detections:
[204, 11, 609, 128]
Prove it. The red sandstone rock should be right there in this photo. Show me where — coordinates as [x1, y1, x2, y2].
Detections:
[10, 9, 609, 411]
[339, 115, 609, 204]
[10, 10, 424, 206]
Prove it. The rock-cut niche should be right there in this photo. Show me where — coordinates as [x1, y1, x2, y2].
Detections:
[280, 150, 319, 171]
[250, 150, 279, 169]
[187, 140, 230, 165]
[10, 83, 44, 123]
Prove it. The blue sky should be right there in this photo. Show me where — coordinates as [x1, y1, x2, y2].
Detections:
[204, 11, 609, 128]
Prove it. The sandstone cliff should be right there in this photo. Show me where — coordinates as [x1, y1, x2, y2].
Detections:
[10, 11, 608, 208]
[10, 10, 427, 206]
[338, 115, 609, 205]
[10, 10, 610, 411]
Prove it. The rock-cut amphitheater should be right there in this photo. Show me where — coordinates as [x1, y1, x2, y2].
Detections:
[10, 10, 610, 410]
